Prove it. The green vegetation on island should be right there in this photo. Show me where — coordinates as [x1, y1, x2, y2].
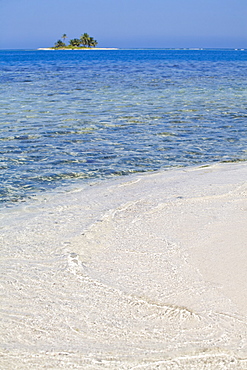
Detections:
[53, 33, 98, 49]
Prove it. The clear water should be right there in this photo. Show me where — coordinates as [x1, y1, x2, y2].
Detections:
[0, 49, 246, 205]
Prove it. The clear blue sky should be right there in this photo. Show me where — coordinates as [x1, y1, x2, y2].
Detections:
[0, 0, 246, 49]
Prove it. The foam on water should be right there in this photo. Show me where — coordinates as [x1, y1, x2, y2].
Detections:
[1, 49, 247, 368]
[1, 163, 247, 368]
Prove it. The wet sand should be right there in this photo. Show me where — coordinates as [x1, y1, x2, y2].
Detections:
[1, 162, 247, 369]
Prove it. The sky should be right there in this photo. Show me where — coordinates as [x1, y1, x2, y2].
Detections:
[0, 0, 246, 49]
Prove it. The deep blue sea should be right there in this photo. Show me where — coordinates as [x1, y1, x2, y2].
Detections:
[0, 49, 246, 205]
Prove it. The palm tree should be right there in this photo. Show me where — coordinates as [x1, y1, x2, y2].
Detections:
[54, 40, 66, 48]
[88, 37, 98, 48]
[69, 38, 81, 47]
[80, 33, 90, 47]
[62, 34, 67, 44]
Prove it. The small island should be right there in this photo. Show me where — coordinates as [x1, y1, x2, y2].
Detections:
[38, 33, 118, 50]
[54, 33, 97, 49]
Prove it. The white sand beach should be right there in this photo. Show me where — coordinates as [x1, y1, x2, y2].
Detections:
[1, 162, 247, 369]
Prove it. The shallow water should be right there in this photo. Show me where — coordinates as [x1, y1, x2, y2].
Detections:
[1, 49, 247, 369]
[0, 49, 246, 205]
[1, 163, 247, 369]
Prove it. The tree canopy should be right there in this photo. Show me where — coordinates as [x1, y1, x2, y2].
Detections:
[69, 38, 81, 47]
[53, 33, 98, 49]
[54, 40, 66, 48]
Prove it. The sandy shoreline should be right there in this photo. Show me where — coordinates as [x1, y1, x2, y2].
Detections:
[1, 162, 247, 368]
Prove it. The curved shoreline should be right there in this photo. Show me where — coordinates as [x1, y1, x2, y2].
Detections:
[1, 162, 247, 368]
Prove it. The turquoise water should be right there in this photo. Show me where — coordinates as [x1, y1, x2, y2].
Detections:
[0, 49, 246, 204]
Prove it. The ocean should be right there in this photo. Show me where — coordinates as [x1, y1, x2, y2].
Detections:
[0, 49, 246, 205]
[1, 49, 247, 368]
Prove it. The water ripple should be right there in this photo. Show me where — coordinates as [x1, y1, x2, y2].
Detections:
[0, 49, 246, 204]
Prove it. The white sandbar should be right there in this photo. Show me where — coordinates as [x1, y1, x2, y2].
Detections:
[1, 162, 247, 369]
